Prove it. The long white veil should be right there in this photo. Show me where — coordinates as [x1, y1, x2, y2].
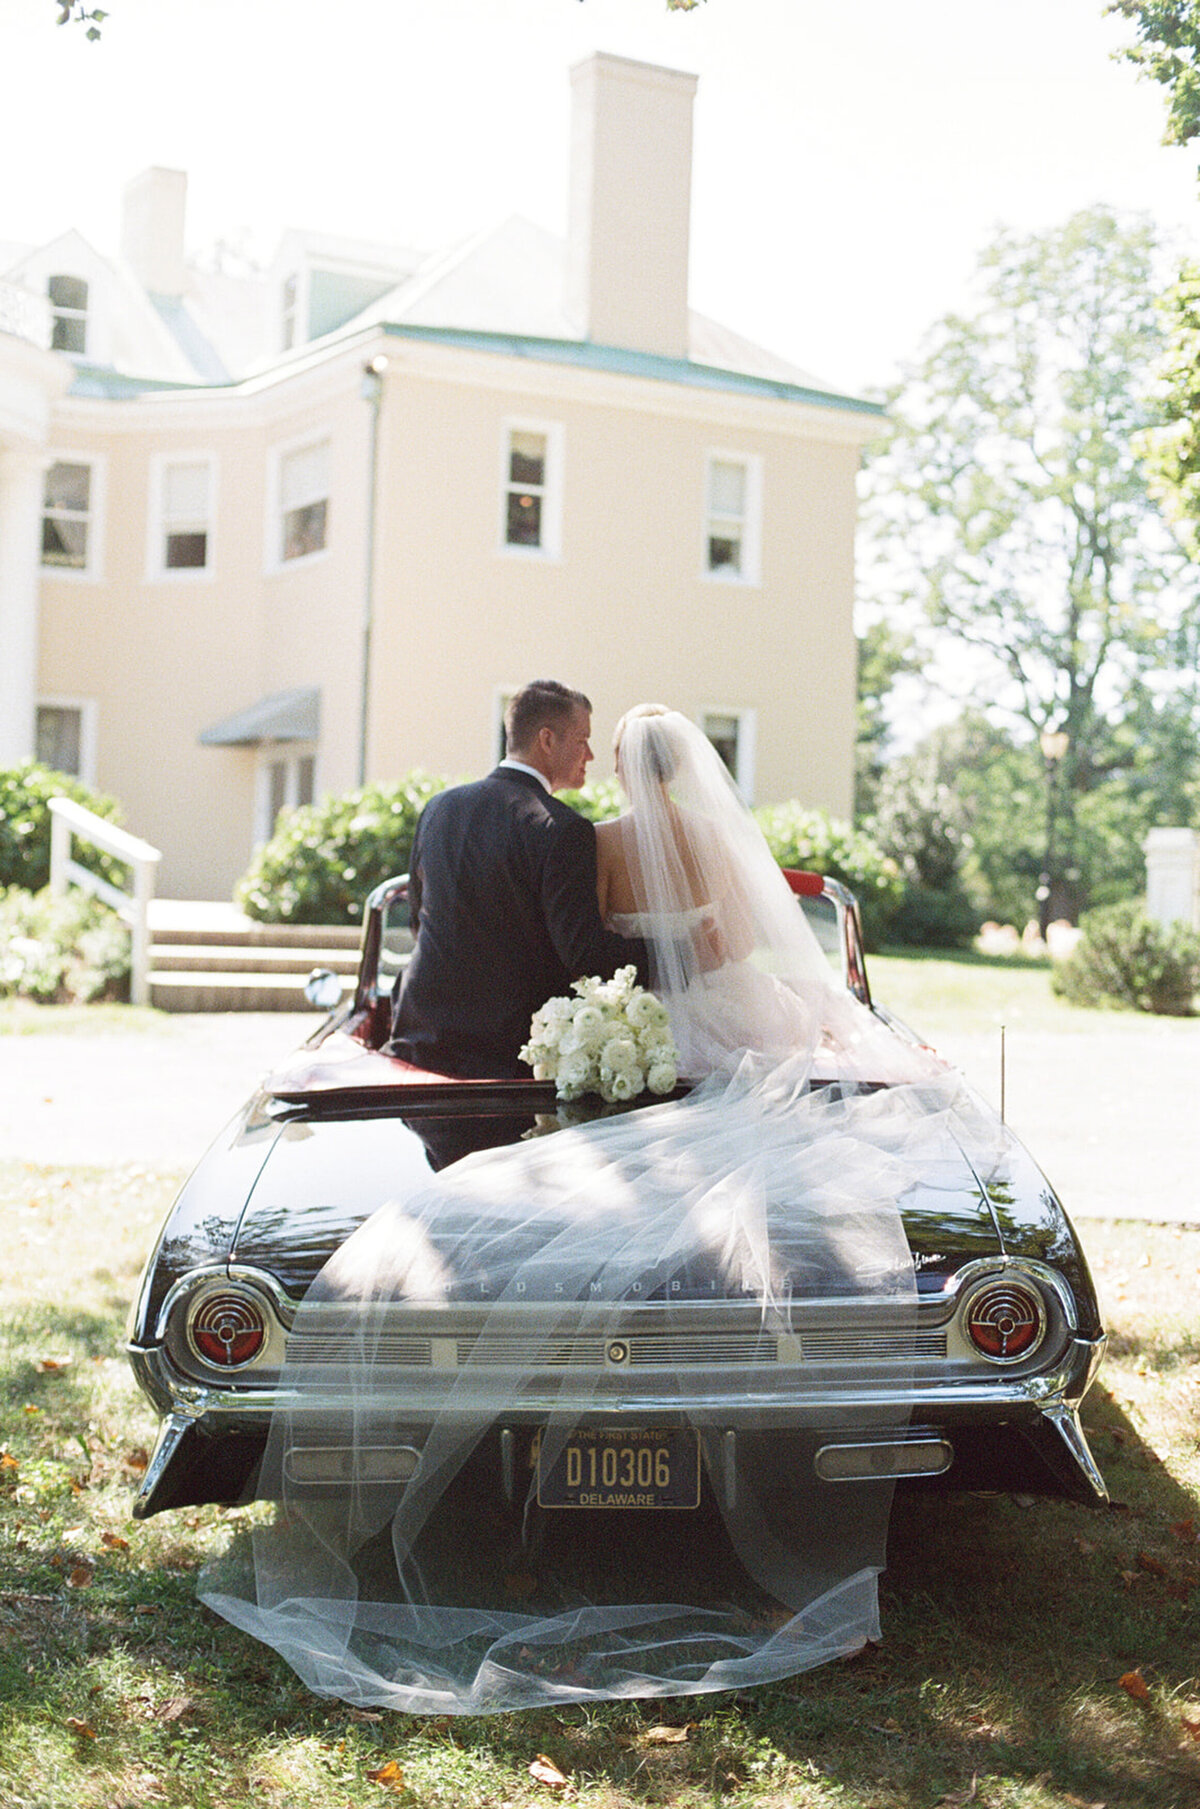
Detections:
[200, 710, 983, 1713]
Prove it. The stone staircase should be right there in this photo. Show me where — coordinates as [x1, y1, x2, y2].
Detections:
[146, 901, 364, 1012]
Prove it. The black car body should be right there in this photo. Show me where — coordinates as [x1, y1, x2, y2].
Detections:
[125, 874, 1107, 1520]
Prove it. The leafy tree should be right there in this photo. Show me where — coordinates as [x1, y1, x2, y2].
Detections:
[1108, 2, 1200, 150]
[862, 206, 1198, 924]
[854, 617, 920, 817]
[1107, 7, 1200, 539]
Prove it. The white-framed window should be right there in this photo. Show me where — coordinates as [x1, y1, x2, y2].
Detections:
[703, 452, 762, 584]
[48, 274, 88, 355]
[149, 455, 215, 576]
[269, 436, 330, 567]
[500, 420, 563, 558]
[281, 273, 299, 351]
[256, 746, 317, 843]
[36, 697, 97, 783]
[41, 458, 101, 575]
[702, 707, 757, 801]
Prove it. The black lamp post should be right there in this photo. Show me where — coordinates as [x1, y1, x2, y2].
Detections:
[1036, 728, 1069, 940]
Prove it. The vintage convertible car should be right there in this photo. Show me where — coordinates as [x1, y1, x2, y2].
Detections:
[125, 872, 1107, 1522]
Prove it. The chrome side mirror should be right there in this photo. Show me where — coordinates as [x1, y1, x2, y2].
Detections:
[304, 968, 343, 1012]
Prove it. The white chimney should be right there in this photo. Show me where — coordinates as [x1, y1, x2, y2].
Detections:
[566, 53, 697, 359]
[121, 167, 188, 297]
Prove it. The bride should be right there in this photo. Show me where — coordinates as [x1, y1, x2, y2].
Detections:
[200, 705, 977, 1715]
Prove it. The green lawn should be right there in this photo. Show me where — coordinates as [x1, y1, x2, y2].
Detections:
[1, 1138, 1197, 1808]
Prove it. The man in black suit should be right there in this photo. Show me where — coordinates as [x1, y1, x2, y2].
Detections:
[387, 680, 654, 1079]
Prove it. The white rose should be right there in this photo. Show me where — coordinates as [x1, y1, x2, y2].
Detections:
[647, 1059, 677, 1095]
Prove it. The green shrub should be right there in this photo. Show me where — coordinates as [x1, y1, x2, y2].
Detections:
[888, 883, 982, 949]
[0, 887, 130, 1003]
[753, 802, 904, 947]
[0, 761, 127, 893]
[1051, 899, 1200, 1016]
[556, 776, 623, 823]
[235, 774, 452, 925]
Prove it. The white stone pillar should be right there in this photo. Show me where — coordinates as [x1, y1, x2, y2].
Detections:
[0, 446, 45, 766]
[1144, 827, 1200, 931]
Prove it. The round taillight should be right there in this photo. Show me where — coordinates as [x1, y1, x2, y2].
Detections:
[190, 1292, 267, 1368]
[965, 1280, 1044, 1362]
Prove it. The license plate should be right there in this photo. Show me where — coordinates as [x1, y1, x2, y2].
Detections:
[536, 1427, 699, 1509]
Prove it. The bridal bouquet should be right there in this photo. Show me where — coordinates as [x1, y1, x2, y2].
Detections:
[520, 965, 679, 1104]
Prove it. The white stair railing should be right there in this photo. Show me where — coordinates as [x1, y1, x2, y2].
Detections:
[48, 797, 162, 1006]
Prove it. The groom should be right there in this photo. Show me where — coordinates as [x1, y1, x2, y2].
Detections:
[387, 679, 655, 1079]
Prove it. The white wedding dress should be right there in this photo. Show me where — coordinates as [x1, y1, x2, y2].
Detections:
[200, 712, 987, 1714]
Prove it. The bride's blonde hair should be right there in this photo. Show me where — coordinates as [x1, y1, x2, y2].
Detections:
[612, 703, 679, 783]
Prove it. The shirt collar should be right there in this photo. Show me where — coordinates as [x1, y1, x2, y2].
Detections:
[497, 757, 552, 793]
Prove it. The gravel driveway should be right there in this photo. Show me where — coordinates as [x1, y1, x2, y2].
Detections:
[0, 1009, 1196, 1225]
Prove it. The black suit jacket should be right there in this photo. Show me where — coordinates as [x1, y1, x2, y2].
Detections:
[388, 767, 651, 1078]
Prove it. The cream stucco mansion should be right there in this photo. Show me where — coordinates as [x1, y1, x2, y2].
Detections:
[0, 53, 880, 899]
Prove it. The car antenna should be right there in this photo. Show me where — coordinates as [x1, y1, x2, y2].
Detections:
[1000, 1023, 1006, 1125]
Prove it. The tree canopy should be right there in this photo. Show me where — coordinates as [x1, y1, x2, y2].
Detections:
[861, 205, 1199, 923]
[1108, 2, 1200, 149]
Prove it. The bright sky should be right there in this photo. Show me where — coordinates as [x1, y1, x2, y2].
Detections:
[2, 0, 1197, 393]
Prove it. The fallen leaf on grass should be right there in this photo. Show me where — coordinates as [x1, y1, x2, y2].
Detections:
[1061, 1795, 1106, 1808]
[1137, 1551, 1168, 1577]
[100, 1531, 129, 1551]
[66, 1565, 93, 1589]
[1170, 1518, 1196, 1542]
[529, 1753, 569, 1787]
[36, 1357, 71, 1374]
[1119, 1669, 1151, 1702]
[366, 1760, 405, 1790]
[156, 1697, 193, 1722]
[1, 1453, 19, 1472]
[123, 1448, 149, 1473]
[1181, 1715, 1200, 1741]
[347, 1707, 384, 1722]
[64, 1717, 96, 1739]
[644, 1724, 691, 1744]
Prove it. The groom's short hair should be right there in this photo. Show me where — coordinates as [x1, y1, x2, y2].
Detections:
[505, 680, 591, 756]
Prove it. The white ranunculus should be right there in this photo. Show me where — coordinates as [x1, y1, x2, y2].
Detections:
[647, 1059, 677, 1095]
[600, 1035, 638, 1074]
[626, 990, 668, 1030]
[556, 1050, 592, 1091]
[603, 1066, 644, 1103]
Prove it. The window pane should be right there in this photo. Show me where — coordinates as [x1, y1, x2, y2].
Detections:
[708, 533, 742, 573]
[296, 756, 315, 808]
[509, 432, 546, 487]
[48, 274, 88, 311]
[709, 459, 746, 515]
[36, 705, 82, 775]
[281, 442, 329, 510]
[50, 315, 87, 354]
[166, 531, 208, 569]
[42, 517, 88, 568]
[164, 461, 209, 520]
[283, 498, 328, 560]
[44, 463, 90, 513]
[704, 714, 740, 776]
[506, 489, 542, 546]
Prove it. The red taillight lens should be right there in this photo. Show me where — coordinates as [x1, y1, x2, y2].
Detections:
[965, 1281, 1043, 1361]
[191, 1293, 267, 1367]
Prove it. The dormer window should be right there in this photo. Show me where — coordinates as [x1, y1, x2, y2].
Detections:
[48, 275, 88, 355]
